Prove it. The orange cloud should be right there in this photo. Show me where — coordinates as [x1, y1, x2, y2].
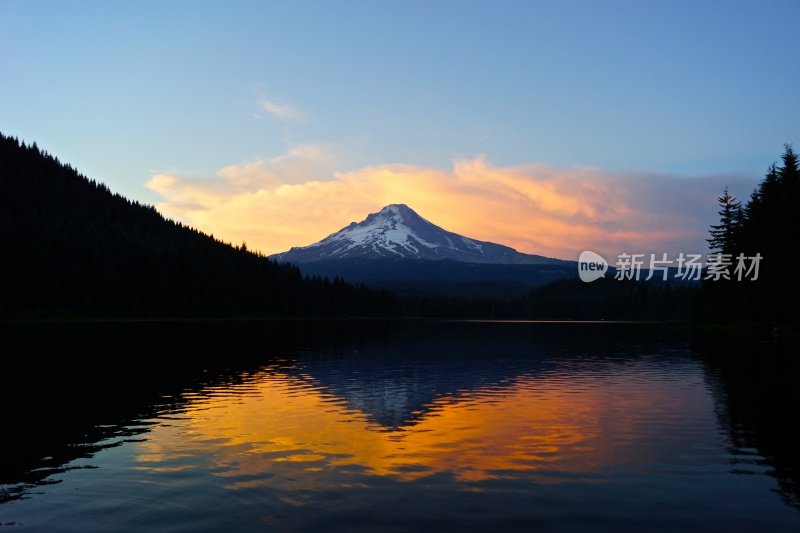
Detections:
[146, 148, 756, 260]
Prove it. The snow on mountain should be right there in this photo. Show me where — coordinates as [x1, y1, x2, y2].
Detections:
[270, 204, 561, 265]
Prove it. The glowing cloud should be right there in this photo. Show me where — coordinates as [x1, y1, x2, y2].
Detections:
[146, 149, 757, 260]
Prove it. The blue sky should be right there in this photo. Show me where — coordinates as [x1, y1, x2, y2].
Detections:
[1, 1, 798, 257]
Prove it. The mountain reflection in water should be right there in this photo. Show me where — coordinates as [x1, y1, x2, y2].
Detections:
[1, 321, 797, 531]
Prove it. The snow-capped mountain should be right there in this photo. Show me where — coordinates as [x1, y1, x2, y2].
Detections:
[271, 204, 560, 265]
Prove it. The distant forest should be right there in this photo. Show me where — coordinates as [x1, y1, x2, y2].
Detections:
[1, 132, 795, 326]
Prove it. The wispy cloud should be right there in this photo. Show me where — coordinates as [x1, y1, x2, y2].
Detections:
[255, 96, 305, 122]
[146, 151, 758, 260]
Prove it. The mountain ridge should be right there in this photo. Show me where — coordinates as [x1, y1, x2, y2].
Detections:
[271, 204, 565, 265]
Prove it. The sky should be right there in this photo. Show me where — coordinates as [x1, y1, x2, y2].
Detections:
[1, 1, 798, 260]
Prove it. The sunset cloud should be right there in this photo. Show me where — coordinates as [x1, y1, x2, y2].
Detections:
[146, 150, 758, 261]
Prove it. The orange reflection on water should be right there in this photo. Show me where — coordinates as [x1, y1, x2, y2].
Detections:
[136, 366, 708, 487]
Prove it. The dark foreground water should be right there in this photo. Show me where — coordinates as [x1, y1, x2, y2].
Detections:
[0, 321, 798, 531]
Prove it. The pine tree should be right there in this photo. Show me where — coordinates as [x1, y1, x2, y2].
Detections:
[707, 187, 742, 255]
[779, 144, 799, 183]
[777, 144, 800, 264]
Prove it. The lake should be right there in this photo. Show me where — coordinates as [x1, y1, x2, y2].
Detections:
[0, 321, 798, 531]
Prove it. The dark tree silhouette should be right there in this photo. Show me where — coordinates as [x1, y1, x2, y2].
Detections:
[0, 132, 395, 318]
[697, 144, 800, 328]
[707, 186, 743, 255]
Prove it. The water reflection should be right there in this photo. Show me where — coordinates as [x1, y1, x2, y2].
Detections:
[136, 355, 713, 489]
[697, 339, 800, 510]
[1, 322, 798, 531]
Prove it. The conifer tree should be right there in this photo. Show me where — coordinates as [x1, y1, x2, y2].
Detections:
[707, 187, 742, 255]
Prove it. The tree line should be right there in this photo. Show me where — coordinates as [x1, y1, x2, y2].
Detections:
[696, 144, 800, 327]
[0, 132, 394, 318]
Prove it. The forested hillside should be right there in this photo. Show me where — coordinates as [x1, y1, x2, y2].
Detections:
[0, 133, 392, 317]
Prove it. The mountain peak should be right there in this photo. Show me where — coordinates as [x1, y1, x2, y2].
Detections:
[369, 203, 415, 219]
[372, 203, 418, 222]
[271, 204, 560, 265]
[379, 203, 412, 214]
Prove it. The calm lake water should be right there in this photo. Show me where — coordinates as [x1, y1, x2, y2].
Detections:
[1, 321, 798, 531]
